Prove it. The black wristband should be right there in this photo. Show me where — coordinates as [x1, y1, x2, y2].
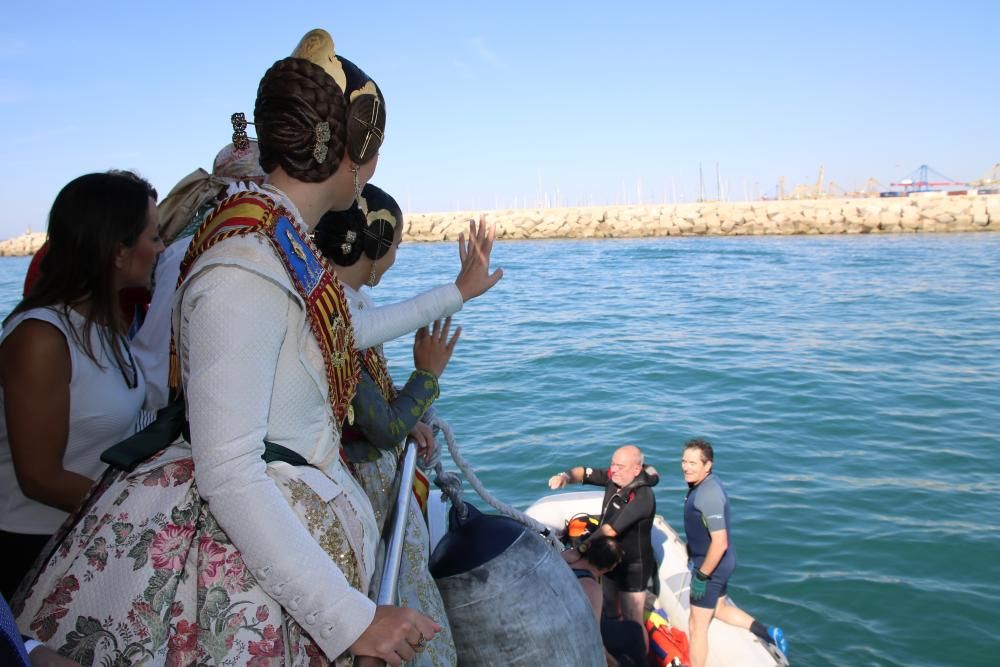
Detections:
[695, 569, 711, 581]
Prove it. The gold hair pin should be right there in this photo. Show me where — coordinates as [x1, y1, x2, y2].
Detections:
[355, 98, 383, 161]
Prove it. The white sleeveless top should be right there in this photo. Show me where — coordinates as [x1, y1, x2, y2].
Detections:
[0, 306, 146, 534]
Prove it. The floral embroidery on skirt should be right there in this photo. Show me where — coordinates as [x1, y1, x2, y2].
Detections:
[353, 452, 457, 667]
[14, 454, 366, 666]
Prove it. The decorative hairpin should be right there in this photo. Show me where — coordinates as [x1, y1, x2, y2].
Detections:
[340, 230, 357, 254]
[313, 121, 331, 164]
[231, 112, 256, 150]
[354, 98, 383, 161]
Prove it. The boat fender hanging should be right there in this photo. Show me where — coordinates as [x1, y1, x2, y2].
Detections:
[430, 503, 605, 666]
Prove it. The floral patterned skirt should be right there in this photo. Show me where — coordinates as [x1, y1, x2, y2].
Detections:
[13, 451, 368, 666]
[353, 451, 457, 667]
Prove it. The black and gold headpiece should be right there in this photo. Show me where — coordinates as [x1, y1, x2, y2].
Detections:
[291, 29, 385, 166]
[357, 185, 399, 260]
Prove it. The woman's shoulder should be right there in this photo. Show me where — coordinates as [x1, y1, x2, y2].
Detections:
[0, 312, 73, 384]
[179, 235, 295, 298]
[2, 306, 73, 344]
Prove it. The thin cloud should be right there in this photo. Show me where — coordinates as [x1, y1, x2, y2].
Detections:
[464, 36, 509, 72]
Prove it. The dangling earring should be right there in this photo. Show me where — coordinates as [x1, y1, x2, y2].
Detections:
[352, 164, 362, 199]
[366, 260, 378, 287]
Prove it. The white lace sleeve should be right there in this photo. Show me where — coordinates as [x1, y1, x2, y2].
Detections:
[351, 283, 463, 350]
[179, 265, 375, 658]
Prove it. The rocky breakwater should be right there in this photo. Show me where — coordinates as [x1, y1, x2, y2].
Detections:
[0, 231, 46, 257]
[404, 193, 999, 242]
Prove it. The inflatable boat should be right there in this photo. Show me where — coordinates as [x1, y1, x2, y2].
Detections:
[397, 416, 790, 666]
[524, 490, 789, 667]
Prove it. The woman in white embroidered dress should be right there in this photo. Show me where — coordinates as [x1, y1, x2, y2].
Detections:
[13, 29, 500, 667]
[0, 171, 163, 600]
[315, 184, 461, 666]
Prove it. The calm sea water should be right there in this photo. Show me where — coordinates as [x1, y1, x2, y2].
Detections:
[2, 233, 998, 666]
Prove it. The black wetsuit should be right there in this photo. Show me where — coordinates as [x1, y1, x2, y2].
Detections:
[584, 467, 658, 592]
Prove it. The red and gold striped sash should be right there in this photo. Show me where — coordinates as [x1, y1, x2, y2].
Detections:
[169, 190, 360, 425]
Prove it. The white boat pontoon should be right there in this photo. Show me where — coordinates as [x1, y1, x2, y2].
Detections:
[524, 490, 789, 667]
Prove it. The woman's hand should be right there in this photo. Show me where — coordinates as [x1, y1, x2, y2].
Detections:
[350, 605, 442, 667]
[408, 421, 436, 466]
[413, 317, 461, 378]
[454, 216, 503, 302]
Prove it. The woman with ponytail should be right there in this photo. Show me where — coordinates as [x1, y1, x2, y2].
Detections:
[13, 29, 500, 667]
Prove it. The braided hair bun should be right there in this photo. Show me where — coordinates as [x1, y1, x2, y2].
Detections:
[254, 57, 348, 182]
[315, 183, 401, 267]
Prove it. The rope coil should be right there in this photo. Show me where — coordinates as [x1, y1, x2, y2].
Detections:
[427, 413, 560, 548]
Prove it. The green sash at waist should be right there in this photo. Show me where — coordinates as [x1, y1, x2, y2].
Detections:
[101, 398, 308, 471]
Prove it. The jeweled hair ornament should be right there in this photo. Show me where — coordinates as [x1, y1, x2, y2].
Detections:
[230, 112, 256, 150]
[313, 121, 331, 164]
[340, 229, 357, 254]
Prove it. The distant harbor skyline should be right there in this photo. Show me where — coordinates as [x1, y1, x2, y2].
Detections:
[1, 2, 997, 238]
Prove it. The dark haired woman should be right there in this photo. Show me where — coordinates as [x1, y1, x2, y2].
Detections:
[0, 171, 163, 599]
[315, 184, 460, 666]
[14, 29, 499, 667]
[563, 536, 624, 623]
[562, 538, 642, 667]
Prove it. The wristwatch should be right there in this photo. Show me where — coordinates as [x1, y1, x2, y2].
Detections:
[578, 541, 590, 554]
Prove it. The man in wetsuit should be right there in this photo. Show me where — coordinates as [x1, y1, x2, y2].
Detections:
[682, 439, 788, 667]
[549, 444, 658, 639]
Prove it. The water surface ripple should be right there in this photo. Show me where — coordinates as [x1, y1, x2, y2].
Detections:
[2, 233, 997, 666]
[378, 233, 999, 667]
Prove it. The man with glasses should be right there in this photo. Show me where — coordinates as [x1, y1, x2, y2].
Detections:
[549, 444, 659, 643]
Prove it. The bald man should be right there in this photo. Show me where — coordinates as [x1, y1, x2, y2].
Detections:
[549, 445, 659, 635]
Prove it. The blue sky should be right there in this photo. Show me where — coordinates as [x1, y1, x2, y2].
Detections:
[1, 1, 997, 239]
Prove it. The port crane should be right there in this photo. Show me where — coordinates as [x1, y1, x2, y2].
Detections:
[969, 163, 1000, 190]
[890, 164, 966, 192]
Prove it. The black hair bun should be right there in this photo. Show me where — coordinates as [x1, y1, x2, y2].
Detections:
[314, 204, 365, 265]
